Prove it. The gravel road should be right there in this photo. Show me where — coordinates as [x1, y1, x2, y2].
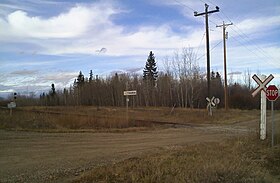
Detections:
[0, 121, 258, 182]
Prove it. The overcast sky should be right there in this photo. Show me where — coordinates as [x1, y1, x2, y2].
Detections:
[0, 0, 279, 97]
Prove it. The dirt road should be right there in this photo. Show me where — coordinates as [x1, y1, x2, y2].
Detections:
[0, 122, 257, 182]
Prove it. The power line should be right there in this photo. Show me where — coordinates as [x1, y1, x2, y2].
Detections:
[229, 26, 280, 68]
[195, 32, 206, 58]
[232, 24, 278, 62]
[194, 3, 220, 98]
[199, 0, 216, 7]
[228, 30, 280, 69]
[220, 11, 233, 24]
[202, 0, 234, 23]
[197, 40, 222, 61]
[174, 0, 279, 71]
[202, 0, 266, 52]
[204, 0, 279, 70]
[174, 0, 195, 12]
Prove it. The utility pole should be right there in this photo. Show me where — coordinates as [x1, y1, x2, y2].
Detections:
[194, 4, 219, 98]
[216, 22, 233, 111]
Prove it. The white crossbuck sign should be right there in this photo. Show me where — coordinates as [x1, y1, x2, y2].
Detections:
[206, 97, 215, 107]
[251, 74, 274, 97]
[252, 74, 274, 141]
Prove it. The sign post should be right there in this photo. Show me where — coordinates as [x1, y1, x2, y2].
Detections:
[252, 74, 274, 140]
[260, 75, 267, 141]
[266, 85, 278, 147]
[123, 90, 137, 123]
[7, 101, 16, 116]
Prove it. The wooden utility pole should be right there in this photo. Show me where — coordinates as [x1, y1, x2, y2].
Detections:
[216, 22, 233, 111]
[194, 4, 219, 98]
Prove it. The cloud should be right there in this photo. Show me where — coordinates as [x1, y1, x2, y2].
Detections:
[38, 72, 77, 86]
[0, 2, 119, 40]
[0, 89, 14, 93]
[150, 0, 202, 18]
[1, 8, 90, 39]
[0, 1, 205, 57]
[1, 1, 279, 58]
[10, 69, 38, 75]
[0, 1, 33, 16]
[0, 0, 279, 88]
[235, 15, 280, 37]
[0, 84, 14, 92]
[7, 70, 77, 89]
[0, 70, 78, 97]
[228, 71, 242, 75]
[124, 67, 143, 73]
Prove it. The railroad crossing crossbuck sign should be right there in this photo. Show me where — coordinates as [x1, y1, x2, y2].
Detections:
[252, 74, 274, 141]
[206, 97, 215, 107]
[206, 96, 220, 116]
[251, 74, 274, 97]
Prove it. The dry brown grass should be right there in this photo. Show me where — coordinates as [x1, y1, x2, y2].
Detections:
[73, 136, 279, 183]
[129, 107, 260, 124]
[0, 108, 153, 131]
[0, 106, 279, 138]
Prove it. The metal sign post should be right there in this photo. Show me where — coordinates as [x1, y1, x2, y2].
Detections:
[266, 85, 278, 147]
[271, 101, 274, 147]
[252, 74, 274, 140]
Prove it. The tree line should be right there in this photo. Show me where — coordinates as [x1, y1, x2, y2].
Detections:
[10, 49, 280, 109]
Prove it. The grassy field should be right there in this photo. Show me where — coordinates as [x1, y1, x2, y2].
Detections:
[73, 136, 280, 183]
[0, 106, 262, 129]
[0, 106, 279, 142]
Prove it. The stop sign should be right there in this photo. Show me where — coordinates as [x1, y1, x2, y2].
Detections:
[266, 85, 278, 101]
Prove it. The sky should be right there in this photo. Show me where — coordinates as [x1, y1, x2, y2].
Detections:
[0, 0, 280, 98]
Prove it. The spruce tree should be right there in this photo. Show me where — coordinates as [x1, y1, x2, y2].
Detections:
[51, 83, 55, 95]
[143, 51, 158, 86]
[89, 70, 93, 82]
[77, 71, 85, 85]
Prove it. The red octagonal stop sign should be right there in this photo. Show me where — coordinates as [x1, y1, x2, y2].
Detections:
[266, 85, 278, 101]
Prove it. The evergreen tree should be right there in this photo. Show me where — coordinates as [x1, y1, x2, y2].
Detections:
[89, 70, 93, 82]
[211, 71, 216, 80]
[143, 51, 158, 86]
[77, 71, 85, 84]
[73, 79, 77, 88]
[216, 72, 221, 79]
[51, 83, 56, 95]
[211, 71, 223, 103]
[48, 83, 57, 105]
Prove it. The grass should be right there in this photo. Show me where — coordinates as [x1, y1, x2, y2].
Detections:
[0, 106, 259, 129]
[0, 108, 153, 131]
[0, 106, 279, 140]
[73, 136, 280, 183]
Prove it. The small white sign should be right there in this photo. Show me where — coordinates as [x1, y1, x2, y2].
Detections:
[7, 102, 16, 108]
[124, 90, 137, 96]
[213, 98, 220, 105]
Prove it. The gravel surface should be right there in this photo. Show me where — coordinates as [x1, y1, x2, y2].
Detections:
[0, 121, 258, 182]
